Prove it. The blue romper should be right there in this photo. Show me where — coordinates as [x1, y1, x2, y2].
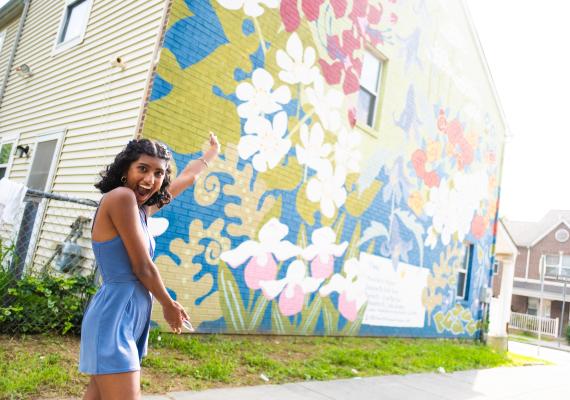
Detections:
[79, 207, 155, 375]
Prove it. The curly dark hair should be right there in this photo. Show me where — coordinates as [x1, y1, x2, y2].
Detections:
[95, 139, 173, 208]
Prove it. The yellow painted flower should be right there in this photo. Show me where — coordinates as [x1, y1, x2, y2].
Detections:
[408, 190, 424, 216]
[426, 140, 442, 162]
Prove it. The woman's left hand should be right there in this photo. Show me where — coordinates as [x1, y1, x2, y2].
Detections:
[208, 131, 221, 156]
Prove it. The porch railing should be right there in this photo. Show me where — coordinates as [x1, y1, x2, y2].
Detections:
[509, 312, 559, 337]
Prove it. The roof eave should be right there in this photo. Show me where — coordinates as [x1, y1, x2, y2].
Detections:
[0, 0, 24, 28]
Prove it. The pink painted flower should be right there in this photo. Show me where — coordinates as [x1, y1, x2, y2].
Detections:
[220, 218, 301, 290]
[302, 227, 348, 279]
[260, 260, 322, 316]
[319, 258, 367, 321]
[471, 215, 486, 240]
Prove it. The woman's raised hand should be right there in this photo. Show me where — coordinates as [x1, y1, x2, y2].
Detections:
[208, 131, 221, 156]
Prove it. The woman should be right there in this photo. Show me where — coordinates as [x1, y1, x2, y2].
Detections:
[80, 133, 220, 399]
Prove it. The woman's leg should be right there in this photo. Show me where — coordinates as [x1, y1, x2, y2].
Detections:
[82, 377, 100, 400]
[93, 371, 141, 400]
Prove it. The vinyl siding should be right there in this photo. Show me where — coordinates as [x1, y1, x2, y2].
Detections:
[0, 0, 166, 271]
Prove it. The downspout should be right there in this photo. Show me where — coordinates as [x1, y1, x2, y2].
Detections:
[525, 246, 530, 279]
[0, 0, 31, 109]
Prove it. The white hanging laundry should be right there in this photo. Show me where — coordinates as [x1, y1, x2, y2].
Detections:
[0, 177, 28, 224]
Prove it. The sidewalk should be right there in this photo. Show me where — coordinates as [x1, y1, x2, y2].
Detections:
[143, 341, 570, 400]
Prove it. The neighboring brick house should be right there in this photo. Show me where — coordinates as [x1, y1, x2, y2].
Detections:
[487, 219, 518, 349]
[1, 0, 508, 338]
[501, 211, 570, 337]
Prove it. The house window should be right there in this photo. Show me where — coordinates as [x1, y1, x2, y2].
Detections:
[457, 243, 474, 300]
[0, 134, 18, 180]
[357, 50, 384, 128]
[54, 0, 93, 52]
[528, 298, 538, 316]
[544, 254, 570, 278]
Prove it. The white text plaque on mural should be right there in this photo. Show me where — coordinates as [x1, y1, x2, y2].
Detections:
[361, 253, 429, 328]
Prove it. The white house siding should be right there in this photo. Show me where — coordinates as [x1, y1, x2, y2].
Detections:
[0, 15, 20, 92]
[0, 0, 167, 270]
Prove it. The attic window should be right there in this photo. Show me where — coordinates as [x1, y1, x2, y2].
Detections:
[555, 229, 569, 243]
[53, 0, 93, 53]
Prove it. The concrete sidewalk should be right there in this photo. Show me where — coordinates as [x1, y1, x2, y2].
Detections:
[143, 341, 570, 400]
[144, 365, 568, 399]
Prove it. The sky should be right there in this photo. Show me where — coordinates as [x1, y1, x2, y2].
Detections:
[466, 0, 570, 222]
[0, 0, 564, 222]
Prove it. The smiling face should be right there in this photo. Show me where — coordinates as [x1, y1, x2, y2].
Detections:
[124, 154, 167, 206]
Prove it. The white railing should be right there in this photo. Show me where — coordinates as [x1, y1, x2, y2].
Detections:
[509, 312, 559, 337]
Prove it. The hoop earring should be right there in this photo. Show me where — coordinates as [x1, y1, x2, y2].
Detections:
[121, 176, 127, 185]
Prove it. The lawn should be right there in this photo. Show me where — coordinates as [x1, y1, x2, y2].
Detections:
[0, 331, 538, 399]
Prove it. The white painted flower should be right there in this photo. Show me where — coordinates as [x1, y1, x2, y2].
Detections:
[220, 218, 301, 289]
[306, 163, 347, 218]
[147, 217, 169, 237]
[334, 128, 361, 176]
[295, 122, 332, 173]
[238, 111, 291, 172]
[217, 0, 278, 17]
[302, 227, 348, 279]
[236, 68, 291, 121]
[276, 32, 318, 85]
[259, 260, 322, 316]
[424, 171, 488, 246]
[304, 75, 343, 131]
[424, 226, 438, 249]
[319, 258, 367, 321]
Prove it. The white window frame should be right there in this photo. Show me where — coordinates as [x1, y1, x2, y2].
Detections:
[0, 30, 6, 55]
[544, 253, 570, 278]
[457, 243, 474, 300]
[26, 130, 64, 191]
[0, 132, 19, 180]
[52, 0, 94, 55]
[22, 130, 65, 267]
[356, 48, 387, 132]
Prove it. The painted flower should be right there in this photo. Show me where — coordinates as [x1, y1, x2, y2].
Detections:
[382, 157, 411, 205]
[220, 218, 301, 289]
[217, 0, 278, 17]
[238, 111, 291, 172]
[319, 258, 367, 321]
[296, 122, 332, 173]
[276, 32, 318, 85]
[302, 227, 348, 279]
[407, 190, 424, 216]
[306, 164, 347, 219]
[236, 68, 291, 121]
[304, 76, 343, 131]
[319, 30, 362, 94]
[260, 260, 322, 316]
[333, 128, 361, 177]
[424, 171, 488, 246]
[424, 226, 438, 249]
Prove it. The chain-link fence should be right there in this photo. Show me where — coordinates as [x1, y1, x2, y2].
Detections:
[0, 188, 99, 335]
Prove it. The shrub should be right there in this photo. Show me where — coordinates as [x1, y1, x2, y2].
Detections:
[0, 269, 97, 335]
[566, 324, 570, 345]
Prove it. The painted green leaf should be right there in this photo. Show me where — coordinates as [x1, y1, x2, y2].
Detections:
[299, 296, 322, 334]
[219, 262, 247, 332]
[322, 297, 340, 335]
[340, 306, 366, 336]
[259, 156, 303, 191]
[247, 294, 269, 332]
[271, 301, 294, 334]
[345, 176, 383, 218]
[296, 181, 319, 226]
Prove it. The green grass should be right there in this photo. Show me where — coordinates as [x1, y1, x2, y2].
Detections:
[0, 332, 536, 399]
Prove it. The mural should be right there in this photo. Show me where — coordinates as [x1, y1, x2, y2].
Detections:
[141, 0, 504, 338]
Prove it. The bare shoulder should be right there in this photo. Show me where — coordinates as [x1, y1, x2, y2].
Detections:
[105, 187, 137, 205]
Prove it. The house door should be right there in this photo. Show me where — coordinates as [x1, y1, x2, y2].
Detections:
[12, 133, 62, 277]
